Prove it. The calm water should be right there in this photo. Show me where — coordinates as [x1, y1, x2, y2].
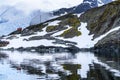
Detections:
[0, 51, 120, 80]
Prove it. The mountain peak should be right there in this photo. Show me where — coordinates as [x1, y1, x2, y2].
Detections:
[53, 0, 113, 15]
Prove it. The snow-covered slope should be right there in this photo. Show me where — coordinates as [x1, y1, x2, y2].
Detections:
[2, 20, 120, 49]
[1, 11, 119, 50]
[0, 0, 118, 50]
[1, 22, 93, 49]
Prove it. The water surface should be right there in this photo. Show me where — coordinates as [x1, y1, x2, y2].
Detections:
[0, 51, 119, 80]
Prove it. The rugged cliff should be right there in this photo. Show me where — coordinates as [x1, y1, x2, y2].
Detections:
[80, 0, 120, 52]
[1, 1, 119, 53]
[94, 29, 120, 53]
[80, 1, 120, 38]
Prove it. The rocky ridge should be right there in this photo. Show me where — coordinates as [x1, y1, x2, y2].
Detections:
[53, 0, 113, 15]
[1, 0, 120, 53]
[79, 0, 120, 52]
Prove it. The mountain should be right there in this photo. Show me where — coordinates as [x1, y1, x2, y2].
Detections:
[1, 13, 93, 51]
[80, 0, 120, 53]
[0, 0, 113, 36]
[53, 0, 113, 15]
[0, 0, 119, 53]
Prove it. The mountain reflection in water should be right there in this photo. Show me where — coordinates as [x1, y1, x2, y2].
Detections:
[0, 51, 119, 80]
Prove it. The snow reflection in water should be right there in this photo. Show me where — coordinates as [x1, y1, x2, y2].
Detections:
[0, 51, 119, 80]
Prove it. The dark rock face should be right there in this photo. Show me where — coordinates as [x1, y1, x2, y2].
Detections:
[95, 29, 120, 47]
[79, 1, 120, 52]
[94, 43, 120, 54]
[94, 29, 120, 53]
[80, 1, 120, 39]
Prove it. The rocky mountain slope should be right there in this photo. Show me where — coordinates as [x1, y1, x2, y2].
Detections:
[0, 0, 83, 36]
[80, 0, 120, 52]
[95, 29, 120, 53]
[0, 0, 119, 53]
[1, 14, 94, 52]
[0, 0, 113, 36]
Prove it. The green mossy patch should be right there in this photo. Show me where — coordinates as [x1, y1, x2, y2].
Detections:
[46, 14, 80, 34]
[99, 5, 118, 23]
[46, 25, 58, 32]
[109, 0, 120, 5]
[65, 17, 80, 28]
[58, 14, 81, 38]
[57, 16, 80, 28]
[45, 14, 81, 38]
[60, 28, 81, 38]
